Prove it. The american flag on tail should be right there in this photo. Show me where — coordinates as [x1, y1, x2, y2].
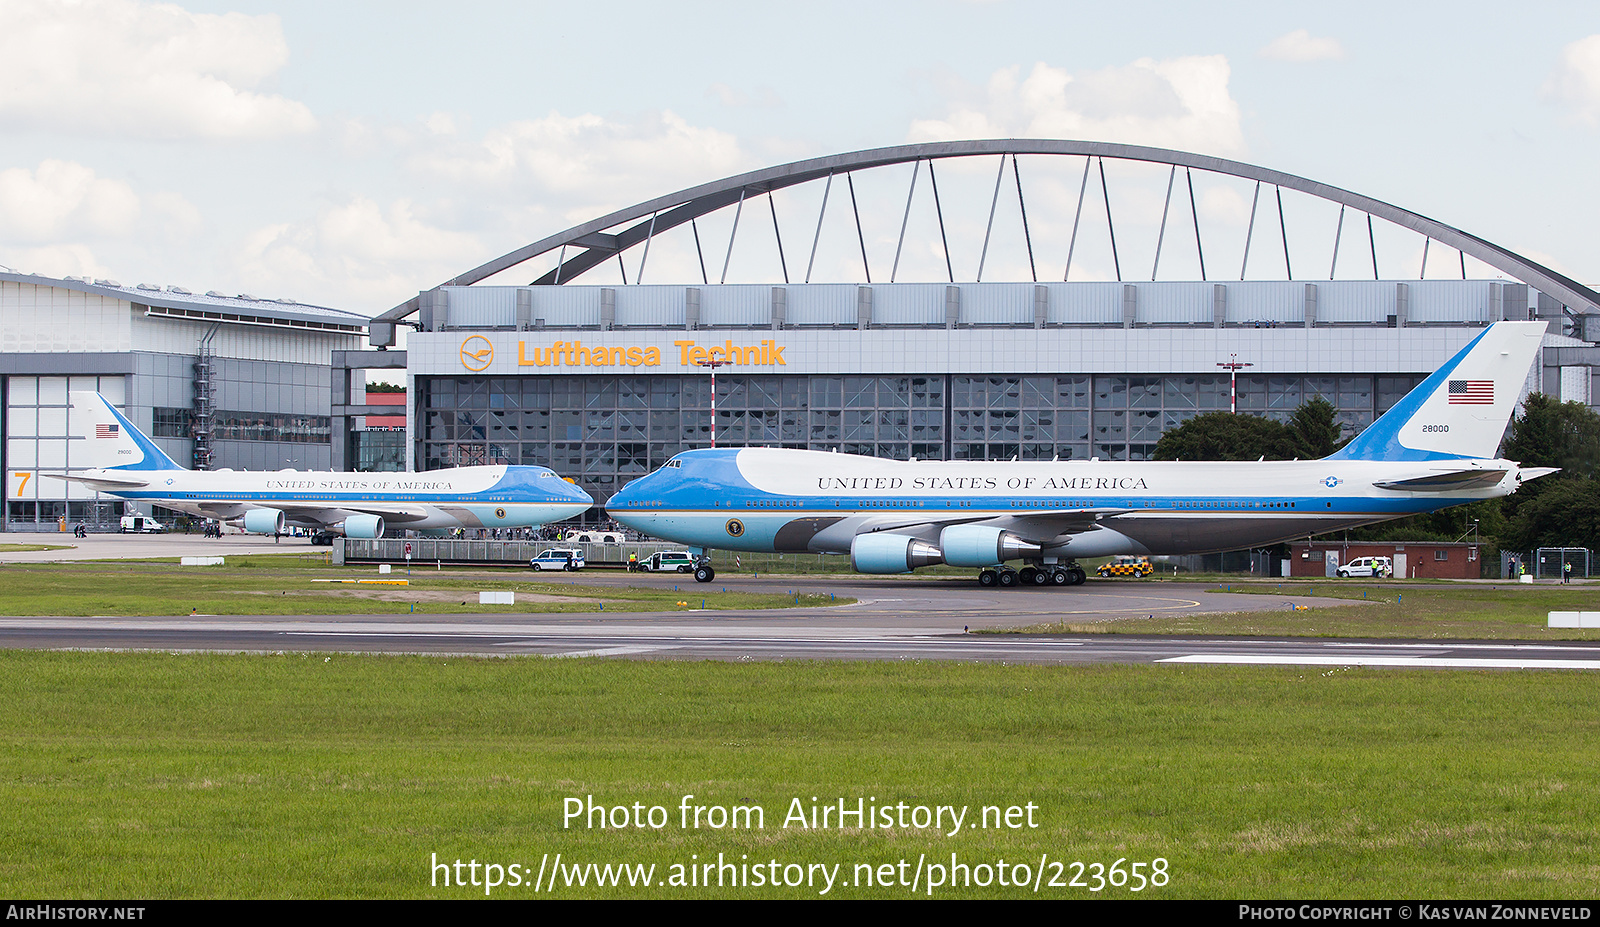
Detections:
[1447, 380, 1493, 404]
[95, 423, 119, 438]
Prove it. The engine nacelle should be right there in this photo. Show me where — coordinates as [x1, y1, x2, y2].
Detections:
[338, 514, 386, 539]
[242, 508, 286, 535]
[850, 533, 943, 574]
[939, 525, 1041, 567]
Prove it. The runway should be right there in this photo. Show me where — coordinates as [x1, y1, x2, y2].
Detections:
[4, 604, 1599, 670]
[3, 538, 1593, 670]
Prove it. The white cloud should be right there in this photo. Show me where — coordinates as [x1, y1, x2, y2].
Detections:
[0, 0, 315, 139]
[412, 109, 747, 224]
[0, 160, 142, 241]
[236, 199, 484, 312]
[1258, 29, 1347, 63]
[1543, 34, 1600, 126]
[908, 57, 1246, 157]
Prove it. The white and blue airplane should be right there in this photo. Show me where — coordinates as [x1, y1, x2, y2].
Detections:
[53, 391, 593, 539]
[606, 321, 1555, 586]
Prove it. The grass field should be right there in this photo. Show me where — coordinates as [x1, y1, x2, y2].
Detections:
[2, 651, 1596, 899]
[0, 558, 844, 615]
[1008, 581, 1600, 640]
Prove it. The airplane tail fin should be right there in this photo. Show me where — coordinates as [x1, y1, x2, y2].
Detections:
[68, 391, 185, 471]
[1327, 321, 1546, 462]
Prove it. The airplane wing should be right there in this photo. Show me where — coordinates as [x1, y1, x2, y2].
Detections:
[44, 471, 151, 489]
[264, 502, 433, 526]
[983, 508, 1132, 544]
[855, 508, 1129, 543]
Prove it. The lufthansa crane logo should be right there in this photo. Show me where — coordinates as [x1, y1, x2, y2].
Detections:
[725, 518, 745, 538]
[460, 336, 494, 372]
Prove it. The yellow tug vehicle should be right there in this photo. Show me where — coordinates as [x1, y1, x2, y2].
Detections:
[1096, 555, 1155, 578]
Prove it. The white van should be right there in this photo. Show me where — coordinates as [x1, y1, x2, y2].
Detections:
[564, 530, 624, 543]
[1337, 556, 1392, 578]
[119, 515, 168, 534]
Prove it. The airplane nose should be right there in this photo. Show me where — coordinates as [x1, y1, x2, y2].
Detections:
[605, 480, 641, 517]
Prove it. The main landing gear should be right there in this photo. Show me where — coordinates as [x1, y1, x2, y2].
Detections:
[978, 563, 1086, 588]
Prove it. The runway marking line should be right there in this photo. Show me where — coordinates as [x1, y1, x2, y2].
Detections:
[1161, 654, 1600, 670]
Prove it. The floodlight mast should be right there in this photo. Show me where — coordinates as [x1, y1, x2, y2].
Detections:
[696, 357, 733, 447]
[1217, 354, 1254, 414]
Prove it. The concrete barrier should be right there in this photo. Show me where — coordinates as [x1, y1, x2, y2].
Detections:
[478, 591, 515, 605]
[1548, 611, 1600, 628]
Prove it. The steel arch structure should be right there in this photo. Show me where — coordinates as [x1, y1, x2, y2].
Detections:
[373, 139, 1599, 333]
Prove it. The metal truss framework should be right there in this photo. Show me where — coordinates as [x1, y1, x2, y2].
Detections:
[372, 139, 1600, 338]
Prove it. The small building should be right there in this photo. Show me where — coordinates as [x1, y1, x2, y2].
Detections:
[1289, 541, 1483, 579]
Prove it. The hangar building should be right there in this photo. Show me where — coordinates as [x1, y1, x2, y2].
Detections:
[346, 141, 1600, 510]
[2, 271, 367, 532]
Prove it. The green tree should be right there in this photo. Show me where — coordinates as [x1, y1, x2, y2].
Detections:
[1288, 396, 1342, 458]
[1500, 393, 1600, 477]
[1497, 395, 1600, 552]
[1152, 411, 1303, 461]
[1502, 477, 1600, 551]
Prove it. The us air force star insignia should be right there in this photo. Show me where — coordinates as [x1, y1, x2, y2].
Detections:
[460, 335, 494, 372]
[725, 518, 745, 538]
[1322, 476, 1342, 488]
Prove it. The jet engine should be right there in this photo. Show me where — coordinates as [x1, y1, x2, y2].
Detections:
[939, 525, 1041, 567]
[242, 508, 286, 535]
[337, 514, 386, 539]
[850, 533, 944, 574]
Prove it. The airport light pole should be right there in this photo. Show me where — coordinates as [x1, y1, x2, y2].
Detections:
[1216, 354, 1254, 414]
[695, 358, 732, 447]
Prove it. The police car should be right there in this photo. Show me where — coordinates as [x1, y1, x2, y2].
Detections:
[636, 551, 695, 573]
[529, 548, 586, 571]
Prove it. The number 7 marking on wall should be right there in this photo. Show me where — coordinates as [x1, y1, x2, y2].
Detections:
[12, 472, 30, 496]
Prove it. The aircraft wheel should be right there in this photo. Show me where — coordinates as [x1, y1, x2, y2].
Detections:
[997, 570, 1018, 588]
[1071, 568, 1087, 585]
[978, 570, 998, 588]
[1030, 568, 1049, 585]
[1051, 569, 1070, 586]
[694, 565, 715, 583]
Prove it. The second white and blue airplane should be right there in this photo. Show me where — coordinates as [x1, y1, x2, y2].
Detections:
[607, 321, 1555, 585]
[55, 391, 593, 539]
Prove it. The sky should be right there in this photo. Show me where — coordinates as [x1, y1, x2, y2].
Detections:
[0, 0, 1597, 317]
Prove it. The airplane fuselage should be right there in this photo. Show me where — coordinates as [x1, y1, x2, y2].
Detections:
[71, 464, 592, 534]
[608, 448, 1522, 558]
